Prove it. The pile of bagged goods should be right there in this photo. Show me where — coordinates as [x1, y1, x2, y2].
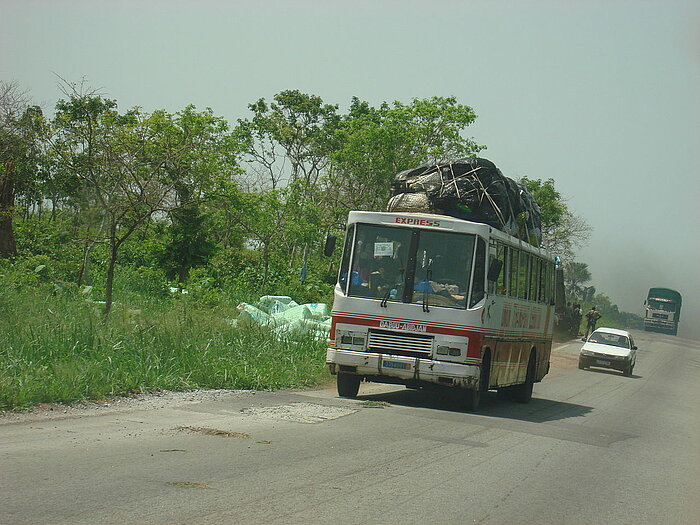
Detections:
[233, 295, 331, 340]
[387, 157, 542, 246]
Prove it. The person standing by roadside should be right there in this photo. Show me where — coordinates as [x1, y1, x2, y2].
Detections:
[584, 306, 602, 338]
[571, 304, 583, 337]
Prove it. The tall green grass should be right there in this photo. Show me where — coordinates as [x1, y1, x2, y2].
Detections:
[0, 278, 331, 410]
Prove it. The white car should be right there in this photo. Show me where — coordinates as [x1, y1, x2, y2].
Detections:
[579, 327, 637, 376]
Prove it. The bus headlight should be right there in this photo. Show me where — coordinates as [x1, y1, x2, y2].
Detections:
[437, 345, 462, 356]
[336, 330, 366, 350]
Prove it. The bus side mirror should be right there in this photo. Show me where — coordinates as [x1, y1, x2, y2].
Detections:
[323, 235, 337, 257]
[487, 259, 503, 282]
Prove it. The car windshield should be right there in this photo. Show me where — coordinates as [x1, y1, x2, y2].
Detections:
[589, 332, 630, 348]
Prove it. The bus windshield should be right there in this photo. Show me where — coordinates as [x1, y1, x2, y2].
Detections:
[342, 224, 477, 309]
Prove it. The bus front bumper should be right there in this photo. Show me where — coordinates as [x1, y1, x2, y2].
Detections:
[326, 348, 480, 389]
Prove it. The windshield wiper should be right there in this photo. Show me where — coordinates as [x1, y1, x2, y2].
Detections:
[422, 265, 432, 313]
[380, 289, 391, 308]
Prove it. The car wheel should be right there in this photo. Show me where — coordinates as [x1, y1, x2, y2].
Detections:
[623, 362, 632, 377]
[514, 353, 536, 404]
[578, 358, 587, 370]
[337, 373, 361, 398]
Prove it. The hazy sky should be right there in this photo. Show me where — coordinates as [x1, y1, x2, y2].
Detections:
[2, 0, 699, 337]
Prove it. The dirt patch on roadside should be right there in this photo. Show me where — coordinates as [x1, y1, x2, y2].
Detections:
[176, 426, 251, 439]
[241, 402, 356, 423]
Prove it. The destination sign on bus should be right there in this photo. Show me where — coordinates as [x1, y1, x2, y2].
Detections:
[379, 320, 427, 332]
[394, 217, 442, 227]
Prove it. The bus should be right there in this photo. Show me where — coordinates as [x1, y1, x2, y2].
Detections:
[326, 210, 557, 411]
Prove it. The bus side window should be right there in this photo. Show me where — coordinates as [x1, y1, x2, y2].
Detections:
[529, 256, 538, 301]
[509, 249, 519, 298]
[498, 243, 508, 295]
[538, 258, 546, 302]
[470, 238, 486, 307]
[546, 262, 554, 304]
[518, 252, 528, 299]
[488, 241, 498, 295]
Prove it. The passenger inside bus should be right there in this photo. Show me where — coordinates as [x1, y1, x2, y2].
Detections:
[369, 256, 401, 295]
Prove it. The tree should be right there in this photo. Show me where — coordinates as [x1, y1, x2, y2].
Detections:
[326, 96, 484, 215]
[233, 91, 341, 276]
[0, 81, 46, 257]
[519, 177, 591, 261]
[51, 82, 238, 314]
[563, 261, 592, 298]
[236, 89, 340, 192]
[157, 105, 241, 283]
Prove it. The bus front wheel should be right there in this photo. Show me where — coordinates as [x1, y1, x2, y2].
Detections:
[462, 386, 480, 412]
[337, 373, 361, 398]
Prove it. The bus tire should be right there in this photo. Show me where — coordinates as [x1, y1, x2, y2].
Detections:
[462, 386, 480, 412]
[480, 351, 491, 393]
[497, 387, 512, 400]
[337, 374, 361, 398]
[514, 353, 536, 404]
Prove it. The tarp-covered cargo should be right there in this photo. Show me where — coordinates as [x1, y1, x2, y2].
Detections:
[387, 157, 542, 246]
[233, 295, 331, 340]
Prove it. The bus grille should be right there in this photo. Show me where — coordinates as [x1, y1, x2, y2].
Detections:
[368, 329, 433, 358]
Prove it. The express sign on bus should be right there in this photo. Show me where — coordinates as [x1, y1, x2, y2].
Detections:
[394, 217, 442, 227]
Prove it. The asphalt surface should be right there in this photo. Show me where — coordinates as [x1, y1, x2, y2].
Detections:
[1, 329, 699, 525]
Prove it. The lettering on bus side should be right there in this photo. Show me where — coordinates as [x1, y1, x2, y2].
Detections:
[394, 217, 442, 227]
[379, 321, 428, 332]
[514, 310, 530, 329]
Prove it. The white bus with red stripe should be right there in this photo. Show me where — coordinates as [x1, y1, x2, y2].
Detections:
[326, 211, 556, 411]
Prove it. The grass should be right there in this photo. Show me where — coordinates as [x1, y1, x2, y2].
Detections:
[0, 280, 331, 411]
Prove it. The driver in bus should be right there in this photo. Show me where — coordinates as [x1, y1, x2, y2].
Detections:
[369, 256, 399, 296]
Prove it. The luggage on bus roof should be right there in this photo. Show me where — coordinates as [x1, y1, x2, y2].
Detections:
[387, 157, 542, 246]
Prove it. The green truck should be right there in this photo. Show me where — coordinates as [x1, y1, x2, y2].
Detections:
[644, 288, 682, 336]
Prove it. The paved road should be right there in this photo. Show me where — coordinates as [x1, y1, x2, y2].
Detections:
[2, 330, 699, 525]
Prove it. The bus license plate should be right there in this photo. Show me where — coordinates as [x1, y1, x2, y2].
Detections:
[383, 360, 410, 370]
[595, 359, 611, 366]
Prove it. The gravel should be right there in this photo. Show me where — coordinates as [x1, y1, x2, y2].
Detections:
[0, 388, 255, 425]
